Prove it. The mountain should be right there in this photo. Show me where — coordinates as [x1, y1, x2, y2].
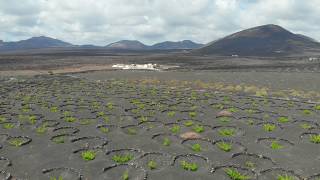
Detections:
[106, 40, 148, 50]
[195, 24, 320, 56]
[0, 36, 73, 51]
[151, 40, 203, 49]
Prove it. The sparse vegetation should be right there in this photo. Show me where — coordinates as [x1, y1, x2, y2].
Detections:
[219, 117, 231, 123]
[300, 123, 312, 130]
[64, 116, 76, 123]
[218, 128, 235, 136]
[52, 136, 65, 144]
[193, 125, 205, 133]
[100, 127, 109, 133]
[245, 161, 255, 168]
[170, 125, 180, 134]
[191, 143, 202, 152]
[50, 176, 63, 180]
[127, 127, 137, 135]
[189, 112, 197, 118]
[36, 125, 48, 134]
[147, 160, 157, 170]
[180, 160, 198, 171]
[112, 154, 133, 163]
[271, 141, 283, 150]
[302, 109, 312, 115]
[184, 120, 194, 127]
[310, 134, 320, 144]
[277, 174, 295, 180]
[163, 137, 171, 146]
[167, 111, 176, 117]
[263, 124, 276, 132]
[3, 123, 14, 129]
[278, 117, 289, 123]
[81, 150, 96, 161]
[122, 170, 129, 180]
[217, 142, 232, 152]
[8, 138, 24, 147]
[225, 168, 251, 180]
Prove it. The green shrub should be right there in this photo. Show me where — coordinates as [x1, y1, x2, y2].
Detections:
[180, 161, 198, 171]
[217, 142, 232, 152]
[81, 150, 96, 161]
[218, 128, 235, 136]
[191, 143, 202, 152]
[225, 168, 250, 180]
[112, 154, 133, 163]
[263, 124, 276, 132]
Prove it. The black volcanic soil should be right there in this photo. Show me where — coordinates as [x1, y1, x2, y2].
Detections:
[0, 74, 319, 180]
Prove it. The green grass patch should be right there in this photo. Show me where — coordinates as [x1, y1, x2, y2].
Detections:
[36, 125, 48, 134]
[302, 109, 312, 115]
[64, 116, 76, 123]
[310, 134, 320, 144]
[163, 137, 171, 146]
[81, 150, 96, 161]
[180, 161, 198, 171]
[112, 154, 133, 164]
[217, 142, 232, 152]
[191, 143, 202, 152]
[189, 112, 197, 118]
[263, 124, 276, 132]
[300, 123, 312, 130]
[100, 127, 109, 133]
[271, 141, 283, 150]
[122, 170, 129, 180]
[170, 125, 180, 134]
[147, 160, 157, 170]
[8, 138, 24, 147]
[184, 120, 194, 127]
[3, 123, 14, 129]
[218, 128, 235, 136]
[225, 168, 251, 180]
[193, 125, 205, 133]
[278, 117, 289, 123]
[167, 111, 176, 118]
[277, 174, 295, 180]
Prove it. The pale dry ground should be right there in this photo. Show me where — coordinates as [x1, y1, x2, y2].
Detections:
[0, 64, 115, 76]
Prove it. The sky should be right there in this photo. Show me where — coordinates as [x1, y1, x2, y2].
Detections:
[0, 0, 319, 46]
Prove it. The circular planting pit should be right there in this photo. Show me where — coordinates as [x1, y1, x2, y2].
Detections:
[106, 148, 143, 165]
[300, 132, 320, 144]
[172, 154, 210, 173]
[211, 165, 257, 180]
[6, 136, 32, 147]
[181, 138, 215, 153]
[257, 137, 295, 151]
[213, 139, 247, 154]
[230, 152, 276, 172]
[42, 167, 83, 180]
[71, 136, 108, 150]
[96, 124, 118, 135]
[258, 167, 302, 180]
[152, 133, 182, 148]
[52, 126, 80, 135]
[134, 152, 172, 171]
[209, 126, 245, 139]
[100, 164, 147, 180]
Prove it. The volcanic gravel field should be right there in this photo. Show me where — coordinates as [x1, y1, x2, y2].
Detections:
[0, 74, 319, 180]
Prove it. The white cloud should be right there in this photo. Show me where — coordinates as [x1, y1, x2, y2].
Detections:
[0, 0, 319, 45]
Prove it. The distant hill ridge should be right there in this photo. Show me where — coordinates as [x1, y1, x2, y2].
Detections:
[0, 37, 203, 52]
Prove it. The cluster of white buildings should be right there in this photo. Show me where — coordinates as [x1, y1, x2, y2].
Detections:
[112, 63, 161, 71]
